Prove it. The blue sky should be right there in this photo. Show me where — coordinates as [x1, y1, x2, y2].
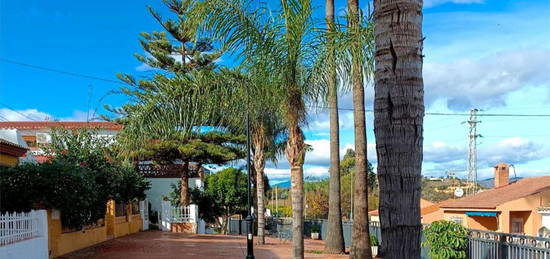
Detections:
[1, 0, 549, 184]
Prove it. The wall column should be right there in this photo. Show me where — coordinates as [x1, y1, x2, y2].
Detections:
[105, 200, 115, 239]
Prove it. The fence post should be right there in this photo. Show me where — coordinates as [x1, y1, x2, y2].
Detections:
[239, 219, 242, 235]
[105, 200, 115, 238]
[34, 210, 48, 238]
[498, 233, 508, 259]
[189, 205, 198, 223]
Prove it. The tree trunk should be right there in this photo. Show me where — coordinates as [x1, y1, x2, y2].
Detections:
[324, 0, 345, 254]
[348, 0, 373, 258]
[181, 161, 190, 206]
[285, 125, 306, 259]
[373, 0, 424, 258]
[252, 125, 267, 245]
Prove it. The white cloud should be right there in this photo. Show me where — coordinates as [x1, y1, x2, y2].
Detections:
[0, 108, 97, 122]
[422, 137, 549, 173]
[424, 49, 550, 110]
[0, 108, 50, 121]
[478, 137, 549, 167]
[424, 0, 483, 8]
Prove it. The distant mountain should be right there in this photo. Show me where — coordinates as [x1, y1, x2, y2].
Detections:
[271, 176, 326, 189]
[478, 177, 523, 189]
[272, 180, 291, 188]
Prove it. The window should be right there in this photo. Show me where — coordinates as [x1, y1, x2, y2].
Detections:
[511, 218, 524, 234]
[22, 136, 37, 147]
[450, 216, 463, 225]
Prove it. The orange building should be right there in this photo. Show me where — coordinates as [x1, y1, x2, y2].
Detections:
[369, 198, 434, 222]
[439, 162, 550, 236]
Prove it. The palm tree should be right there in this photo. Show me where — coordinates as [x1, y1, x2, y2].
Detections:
[214, 68, 287, 245]
[324, 0, 345, 254]
[373, 0, 424, 257]
[203, 1, 319, 257]
[348, 0, 372, 258]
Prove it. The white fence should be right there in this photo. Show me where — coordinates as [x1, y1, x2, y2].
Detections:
[0, 210, 48, 259]
[160, 201, 198, 232]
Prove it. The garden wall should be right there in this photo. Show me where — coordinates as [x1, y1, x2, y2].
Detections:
[47, 201, 143, 258]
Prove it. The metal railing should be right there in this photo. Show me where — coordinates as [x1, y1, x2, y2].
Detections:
[231, 217, 550, 258]
[469, 229, 550, 259]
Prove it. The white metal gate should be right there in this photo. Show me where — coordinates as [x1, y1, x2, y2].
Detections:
[139, 199, 149, 230]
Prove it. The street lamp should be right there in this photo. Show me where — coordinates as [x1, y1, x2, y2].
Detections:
[245, 97, 255, 259]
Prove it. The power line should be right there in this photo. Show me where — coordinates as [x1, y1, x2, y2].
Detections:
[0, 102, 39, 121]
[308, 105, 550, 117]
[0, 58, 121, 85]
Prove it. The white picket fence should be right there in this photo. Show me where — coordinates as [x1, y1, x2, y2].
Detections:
[0, 210, 48, 259]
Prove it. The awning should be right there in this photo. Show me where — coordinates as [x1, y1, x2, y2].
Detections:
[466, 211, 497, 217]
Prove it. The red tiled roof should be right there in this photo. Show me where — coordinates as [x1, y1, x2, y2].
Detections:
[441, 176, 550, 209]
[0, 138, 28, 157]
[0, 121, 122, 130]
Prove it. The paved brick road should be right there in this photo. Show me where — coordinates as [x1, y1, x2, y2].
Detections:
[59, 231, 349, 259]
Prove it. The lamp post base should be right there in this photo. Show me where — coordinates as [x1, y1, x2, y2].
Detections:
[245, 215, 255, 259]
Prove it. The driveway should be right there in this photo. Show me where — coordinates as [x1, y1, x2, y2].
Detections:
[59, 231, 349, 259]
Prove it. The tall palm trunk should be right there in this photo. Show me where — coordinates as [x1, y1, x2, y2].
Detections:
[286, 123, 306, 259]
[373, 0, 424, 258]
[180, 160, 190, 206]
[324, 0, 345, 254]
[252, 125, 267, 245]
[349, 0, 372, 258]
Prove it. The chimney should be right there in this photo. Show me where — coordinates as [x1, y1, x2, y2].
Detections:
[494, 162, 509, 188]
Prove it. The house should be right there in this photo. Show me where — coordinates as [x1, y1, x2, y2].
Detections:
[0, 138, 29, 167]
[538, 205, 550, 237]
[439, 162, 550, 236]
[369, 198, 434, 223]
[0, 121, 205, 217]
[0, 128, 35, 165]
[0, 121, 121, 162]
[138, 162, 206, 213]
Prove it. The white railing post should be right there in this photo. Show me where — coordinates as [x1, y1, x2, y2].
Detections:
[189, 204, 198, 223]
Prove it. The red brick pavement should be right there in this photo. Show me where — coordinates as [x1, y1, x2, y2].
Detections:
[58, 231, 349, 259]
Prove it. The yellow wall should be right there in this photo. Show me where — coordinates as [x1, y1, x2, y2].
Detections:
[47, 201, 143, 258]
[0, 153, 18, 166]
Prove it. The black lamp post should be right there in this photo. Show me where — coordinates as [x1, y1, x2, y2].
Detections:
[245, 99, 255, 259]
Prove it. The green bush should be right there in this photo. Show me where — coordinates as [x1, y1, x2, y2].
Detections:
[310, 224, 320, 233]
[0, 162, 97, 229]
[0, 129, 150, 230]
[370, 234, 379, 246]
[423, 220, 468, 259]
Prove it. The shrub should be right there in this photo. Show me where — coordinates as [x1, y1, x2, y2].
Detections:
[370, 234, 379, 246]
[0, 129, 150, 230]
[423, 220, 468, 259]
[0, 162, 97, 229]
[310, 224, 320, 233]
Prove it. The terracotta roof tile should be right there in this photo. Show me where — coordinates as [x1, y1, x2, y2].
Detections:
[441, 176, 550, 209]
[0, 121, 122, 130]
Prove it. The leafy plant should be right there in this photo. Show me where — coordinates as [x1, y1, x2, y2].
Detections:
[188, 168, 247, 234]
[370, 234, 379, 247]
[1, 129, 150, 230]
[423, 220, 468, 259]
[311, 224, 321, 233]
